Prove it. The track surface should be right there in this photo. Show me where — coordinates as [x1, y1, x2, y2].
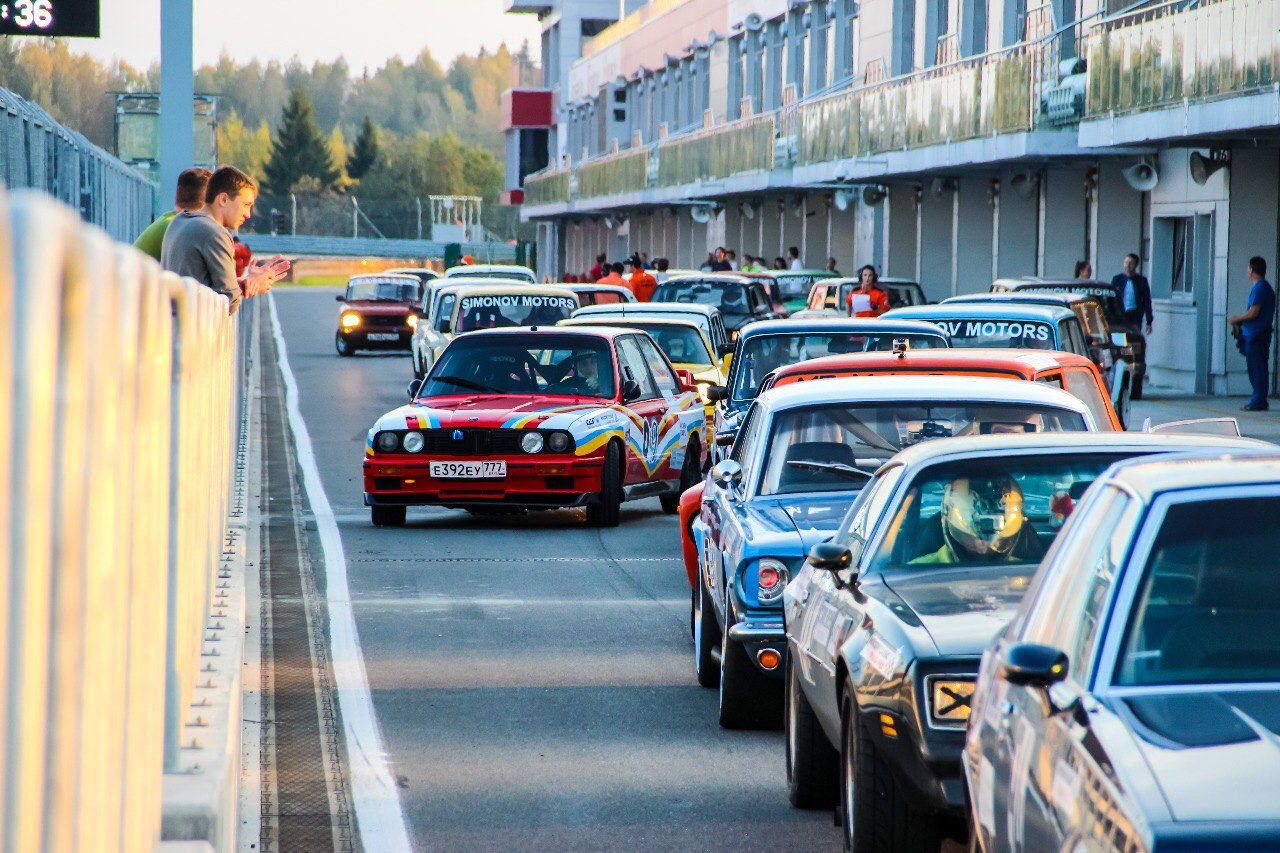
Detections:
[272, 287, 840, 851]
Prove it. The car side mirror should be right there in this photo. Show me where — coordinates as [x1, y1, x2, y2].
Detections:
[710, 460, 743, 490]
[705, 384, 727, 402]
[1111, 331, 1129, 347]
[335, 294, 346, 302]
[407, 378, 424, 400]
[717, 342, 736, 358]
[808, 541, 853, 573]
[675, 368, 697, 392]
[999, 643, 1069, 688]
[714, 429, 737, 448]
[621, 379, 642, 402]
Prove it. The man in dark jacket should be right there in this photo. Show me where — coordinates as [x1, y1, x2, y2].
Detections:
[1111, 253, 1153, 335]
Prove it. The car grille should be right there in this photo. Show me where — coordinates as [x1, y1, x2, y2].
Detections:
[421, 428, 524, 456]
[363, 313, 409, 329]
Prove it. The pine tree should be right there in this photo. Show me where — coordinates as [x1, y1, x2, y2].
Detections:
[346, 116, 380, 181]
[263, 87, 339, 195]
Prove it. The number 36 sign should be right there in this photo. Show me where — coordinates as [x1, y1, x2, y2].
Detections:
[0, 0, 98, 37]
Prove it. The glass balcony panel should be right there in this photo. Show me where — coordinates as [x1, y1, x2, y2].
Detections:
[576, 149, 650, 198]
[523, 168, 571, 206]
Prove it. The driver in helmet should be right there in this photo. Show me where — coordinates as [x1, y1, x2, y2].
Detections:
[911, 474, 1044, 564]
[567, 351, 604, 396]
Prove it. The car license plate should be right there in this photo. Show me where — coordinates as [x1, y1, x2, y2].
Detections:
[429, 460, 506, 479]
[367, 332, 399, 341]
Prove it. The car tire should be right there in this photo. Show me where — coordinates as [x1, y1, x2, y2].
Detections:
[693, 574, 720, 688]
[371, 505, 406, 527]
[1131, 372, 1144, 401]
[585, 441, 622, 527]
[336, 333, 355, 357]
[1116, 375, 1132, 429]
[839, 686, 943, 853]
[719, 607, 783, 730]
[660, 437, 700, 514]
[786, 655, 838, 808]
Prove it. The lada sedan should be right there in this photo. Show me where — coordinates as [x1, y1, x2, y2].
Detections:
[693, 376, 1096, 730]
[783, 432, 1268, 852]
[363, 327, 705, 527]
[334, 273, 424, 356]
[443, 263, 537, 283]
[884, 303, 1091, 358]
[965, 451, 1280, 853]
[651, 274, 778, 334]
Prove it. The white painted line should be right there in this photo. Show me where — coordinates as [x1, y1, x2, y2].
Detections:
[268, 294, 413, 852]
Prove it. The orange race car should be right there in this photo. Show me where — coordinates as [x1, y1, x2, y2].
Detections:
[676, 346, 1120, 587]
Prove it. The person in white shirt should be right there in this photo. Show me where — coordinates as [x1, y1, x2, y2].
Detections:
[788, 246, 803, 270]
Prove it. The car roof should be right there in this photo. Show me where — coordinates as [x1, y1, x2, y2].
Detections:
[658, 274, 753, 286]
[884, 303, 1076, 322]
[814, 277, 921, 287]
[1100, 451, 1280, 502]
[736, 317, 949, 339]
[348, 273, 421, 283]
[755, 374, 1092, 417]
[883, 432, 1273, 472]
[383, 267, 439, 277]
[456, 325, 628, 341]
[772, 269, 833, 277]
[444, 264, 535, 277]
[443, 283, 576, 297]
[573, 302, 720, 318]
[944, 292, 1095, 307]
[562, 283, 632, 293]
[560, 316, 703, 330]
[771, 347, 1096, 379]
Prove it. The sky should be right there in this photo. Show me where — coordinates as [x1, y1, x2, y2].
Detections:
[75, 0, 541, 71]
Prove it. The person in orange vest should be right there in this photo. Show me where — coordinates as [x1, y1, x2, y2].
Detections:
[847, 264, 891, 317]
[597, 262, 625, 285]
[627, 256, 657, 301]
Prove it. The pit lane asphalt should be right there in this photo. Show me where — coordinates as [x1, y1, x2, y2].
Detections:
[271, 286, 841, 851]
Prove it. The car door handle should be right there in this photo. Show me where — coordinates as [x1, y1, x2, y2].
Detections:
[1001, 701, 1016, 716]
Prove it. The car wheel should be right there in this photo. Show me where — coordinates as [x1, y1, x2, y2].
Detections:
[786, 655, 838, 808]
[585, 441, 622, 527]
[371, 505, 406, 527]
[718, 606, 783, 730]
[693, 573, 720, 688]
[839, 686, 942, 852]
[1131, 372, 1144, 401]
[336, 333, 355, 357]
[1117, 375, 1132, 429]
[660, 437, 700, 514]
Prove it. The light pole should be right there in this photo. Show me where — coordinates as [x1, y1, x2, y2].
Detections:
[159, 0, 194, 217]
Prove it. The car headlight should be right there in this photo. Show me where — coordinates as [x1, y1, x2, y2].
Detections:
[407, 314, 419, 329]
[402, 431, 425, 453]
[521, 431, 545, 453]
[696, 382, 711, 404]
[341, 312, 361, 329]
[926, 676, 975, 729]
[757, 558, 790, 605]
[375, 431, 399, 452]
[547, 431, 572, 453]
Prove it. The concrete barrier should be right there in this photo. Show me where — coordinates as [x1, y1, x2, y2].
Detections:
[0, 189, 249, 852]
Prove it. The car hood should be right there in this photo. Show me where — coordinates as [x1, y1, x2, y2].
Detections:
[880, 564, 1033, 656]
[374, 396, 617, 431]
[1115, 688, 1280, 823]
[747, 494, 858, 552]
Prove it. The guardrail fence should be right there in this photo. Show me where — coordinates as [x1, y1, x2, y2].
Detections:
[0, 189, 242, 851]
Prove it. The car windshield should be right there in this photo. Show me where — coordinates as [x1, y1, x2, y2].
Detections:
[1115, 495, 1280, 687]
[622, 323, 713, 367]
[731, 332, 946, 401]
[422, 334, 616, 398]
[924, 318, 1056, 350]
[448, 269, 535, 282]
[653, 280, 752, 322]
[347, 278, 419, 302]
[455, 293, 578, 332]
[758, 403, 1088, 496]
[861, 454, 1125, 572]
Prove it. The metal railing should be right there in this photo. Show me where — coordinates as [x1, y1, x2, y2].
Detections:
[1085, 0, 1279, 117]
[0, 88, 154, 243]
[0, 189, 241, 851]
[576, 147, 651, 198]
[523, 167, 572, 206]
[654, 114, 775, 187]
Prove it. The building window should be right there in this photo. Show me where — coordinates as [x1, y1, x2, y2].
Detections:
[1170, 216, 1193, 298]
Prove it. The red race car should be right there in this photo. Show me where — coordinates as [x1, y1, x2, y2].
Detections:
[363, 326, 707, 526]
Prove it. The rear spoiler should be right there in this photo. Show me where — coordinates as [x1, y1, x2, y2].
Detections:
[1141, 416, 1242, 437]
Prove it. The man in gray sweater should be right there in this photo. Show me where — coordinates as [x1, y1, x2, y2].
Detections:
[162, 165, 288, 314]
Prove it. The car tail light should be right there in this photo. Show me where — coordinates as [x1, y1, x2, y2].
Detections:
[757, 559, 789, 604]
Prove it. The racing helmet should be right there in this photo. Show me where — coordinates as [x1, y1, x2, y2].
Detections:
[939, 475, 1026, 558]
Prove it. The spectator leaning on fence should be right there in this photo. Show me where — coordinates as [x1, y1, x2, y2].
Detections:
[162, 166, 289, 315]
[133, 167, 211, 262]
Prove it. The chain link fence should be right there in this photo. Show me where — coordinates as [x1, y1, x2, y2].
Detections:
[243, 194, 513, 243]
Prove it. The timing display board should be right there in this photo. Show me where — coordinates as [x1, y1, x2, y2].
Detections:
[0, 0, 99, 37]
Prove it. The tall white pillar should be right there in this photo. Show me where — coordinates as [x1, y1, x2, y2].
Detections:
[159, 0, 194, 217]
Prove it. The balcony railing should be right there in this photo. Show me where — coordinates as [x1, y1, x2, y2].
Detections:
[523, 167, 571, 206]
[655, 115, 775, 187]
[576, 147, 651, 198]
[1085, 0, 1278, 117]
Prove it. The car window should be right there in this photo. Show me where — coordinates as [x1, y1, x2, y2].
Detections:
[1063, 368, 1113, 429]
[807, 285, 825, 311]
[864, 454, 1129, 572]
[730, 332, 948, 401]
[636, 335, 678, 394]
[422, 334, 616, 398]
[1036, 372, 1065, 390]
[616, 335, 659, 400]
[1060, 319, 1087, 355]
[436, 294, 457, 331]
[840, 465, 905, 559]
[1019, 486, 1137, 686]
[711, 315, 727, 346]
[633, 324, 714, 367]
[596, 292, 625, 304]
[1115, 495, 1280, 687]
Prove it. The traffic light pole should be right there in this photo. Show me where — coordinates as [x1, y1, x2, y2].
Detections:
[159, 0, 194, 217]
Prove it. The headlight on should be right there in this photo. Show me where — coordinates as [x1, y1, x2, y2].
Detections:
[375, 431, 400, 452]
[521, 431, 545, 454]
[696, 382, 711, 404]
[757, 558, 790, 605]
[927, 677, 975, 729]
[547, 431, 572, 453]
[407, 314, 419, 329]
[341, 312, 361, 329]
[402, 431, 425, 453]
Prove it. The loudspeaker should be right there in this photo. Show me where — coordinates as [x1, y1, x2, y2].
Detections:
[1189, 150, 1229, 186]
[861, 185, 886, 206]
[1009, 171, 1039, 200]
[691, 205, 715, 224]
[1123, 161, 1159, 192]
[741, 201, 756, 220]
[744, 13, 764, 30]
[833, 189, 854, 212]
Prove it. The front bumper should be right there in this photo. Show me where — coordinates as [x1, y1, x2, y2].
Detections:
[339, 326, 414, 349]
[727, 612, 786, 678]
[861, 705, 967, 814]
[364, 453, 605, 507]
